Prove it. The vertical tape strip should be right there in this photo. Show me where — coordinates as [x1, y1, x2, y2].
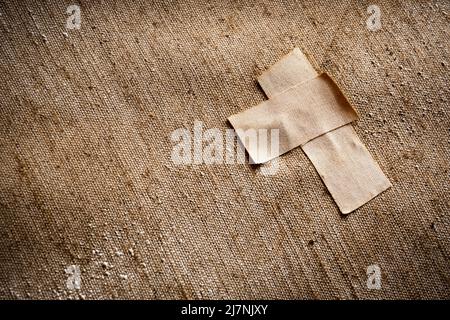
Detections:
[258, 48, 319, 95]
[302, 126, 392, 213]
[258, 48, 391, 214]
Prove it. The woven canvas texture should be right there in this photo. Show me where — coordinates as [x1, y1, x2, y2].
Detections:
[0, 0, 449, 299]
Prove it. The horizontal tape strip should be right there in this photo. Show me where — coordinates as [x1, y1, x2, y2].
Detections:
[228, 73, 358, 163]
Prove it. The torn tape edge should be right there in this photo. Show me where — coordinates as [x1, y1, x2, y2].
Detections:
[256, 47, 319, 85]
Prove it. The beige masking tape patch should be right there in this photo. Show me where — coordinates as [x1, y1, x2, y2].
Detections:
[228, 74, 358, 163]
[256, 47, 391, 214]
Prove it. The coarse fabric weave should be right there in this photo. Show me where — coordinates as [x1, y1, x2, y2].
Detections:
[0, 0, 449, 299]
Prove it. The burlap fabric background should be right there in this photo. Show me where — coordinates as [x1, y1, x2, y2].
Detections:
[0, 0, 449, 299]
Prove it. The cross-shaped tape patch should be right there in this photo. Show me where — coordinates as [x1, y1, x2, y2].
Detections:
[228, 48, 391, 214]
